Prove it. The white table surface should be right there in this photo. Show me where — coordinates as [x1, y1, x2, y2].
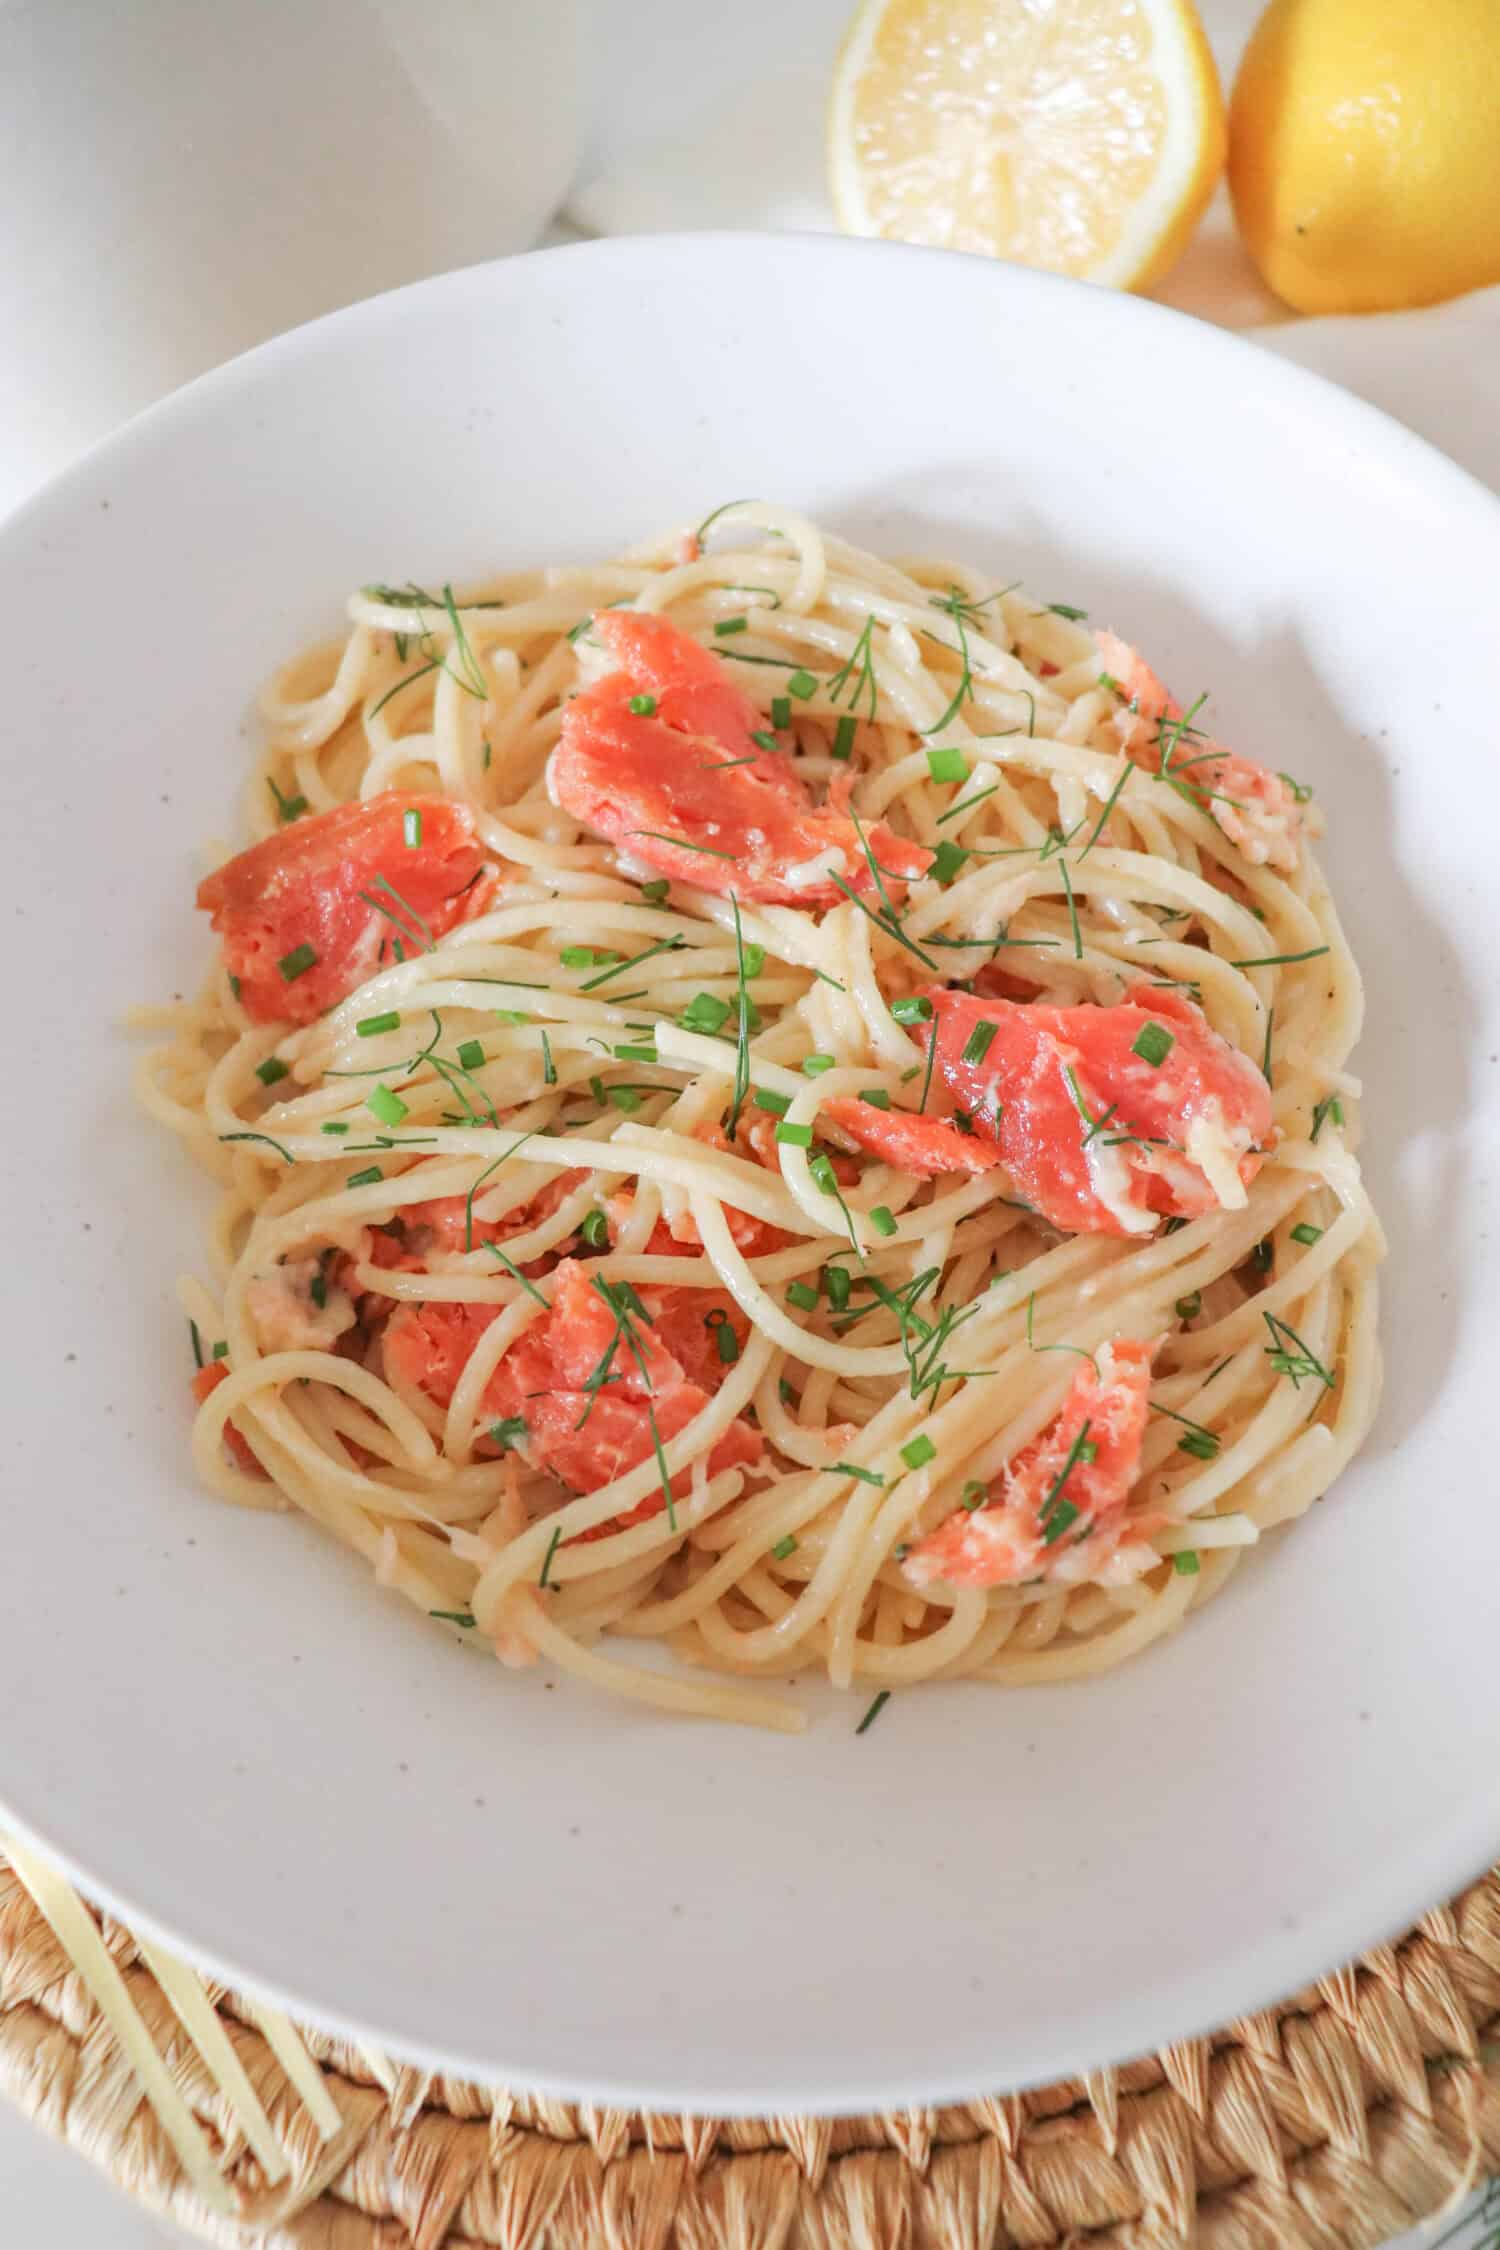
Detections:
[2, 0, 1494, 2237]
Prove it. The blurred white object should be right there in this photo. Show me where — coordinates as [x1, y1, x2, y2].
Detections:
[0, 0, 582, 517]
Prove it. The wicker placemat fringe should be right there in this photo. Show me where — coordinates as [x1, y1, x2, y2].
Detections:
[1, 1852, 1496, 2247]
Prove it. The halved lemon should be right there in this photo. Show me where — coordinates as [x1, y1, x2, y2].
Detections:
[827, 0, 1227, 292]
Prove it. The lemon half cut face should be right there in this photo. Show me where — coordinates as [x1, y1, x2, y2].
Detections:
[828, 0, 1227, 292]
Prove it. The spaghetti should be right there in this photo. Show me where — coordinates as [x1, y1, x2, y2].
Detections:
[134, 503, 1383, 1731]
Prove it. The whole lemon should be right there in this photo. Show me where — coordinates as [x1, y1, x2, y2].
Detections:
[1229, 0, 1500, 314]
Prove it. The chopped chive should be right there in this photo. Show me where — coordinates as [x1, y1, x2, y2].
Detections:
[1172, 1549, 1201, 1576]
[255, 1056, 290, 1087]
[1045, 600, 1088, 621]
[607, 1087, 643, 1112]
[277, 942, 317, 983]
[961, 1480, 988, 1511]
[832, 1461, 884, 1485]
[320, 1120, 349, 1135]
[778, 1377, 795, 1405]
[681, 991, 732, 1034]
[1251, 1238, 1274, 1274]
[357, 1010, 401, 1038]
[1262, 1003, 1276, 1087]
[1310, 1092, 1344, 1141]
[492, 1008, 530, 1025]
[402, 806, 422, 848]
[227, 973, 242, 1002]
[1229, 946, 1331, 969]
[346, 1166, 383, 1189]
[1279, 771, 1314, 803]
[870, 1205, 897, 1237]
[832, 715, 857, 761]
[1058, 854, 1083, 960]
[539, 1524, 562, 1590]
[750, 730, 778, 752]
[579, 1209, 609, 1249]
[741, 942, 766, 977]
[786, 669, 817, 699]
[1177, 1429, 1219, 1460]
[771, 1534, 798, 1561]
[929, 840, 969, 885]
[640, 877, 670, 904]
[561, 944, 617, 969]
[775, 1121, 813, 1148]
[801, 1053, 835, 1076]
[855, 1689, 891, 1736]
[891, 995, 933, 1025]
[926, 747, 969, 784]
[808, 1152, 839, 1195]
[613, 1042, 659, 1063]
[268, 775, 307, 822]
[456, 1038, 485, 1072]
[430, 1609, 477, 1628]
[1291, 1221, 1324, 1247]
[1131, 1021, 1174, 1068]
[1040, 1498, 1079, 1544]
[900, 1433, 936, 1470]
[590, 1073, 605, 1103]
[715, 1321, 740, 1365]
[770, 695, 792, 729]
[627, 692, 658, 716]
[753, 1087, 790, 1116]
[714, 615, 748, 637]
[960, 1020, 998, 1066]
[488, 1415, 527, 1450]
[823, 1263, 852, 1311]
[366, 1084, 407, 1127]
[1175, 1290, 1202, 1321]
[858, 1087, 891, 1110]
[538, 1030, 556, 1086]
[787, 1281, 819, 1311]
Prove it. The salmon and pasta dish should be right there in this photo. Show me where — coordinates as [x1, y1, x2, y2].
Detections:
[135, 502, 1383, 1733]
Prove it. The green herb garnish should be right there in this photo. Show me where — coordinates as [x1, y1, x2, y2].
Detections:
[268, 776, 307, 823]
[1262, 1311, 1334, 1390]
[1131, 1021, 1174, 1068]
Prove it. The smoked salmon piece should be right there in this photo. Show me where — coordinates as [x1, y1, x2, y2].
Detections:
[823, 986, 1272, 1237]
[383, 1259, 759, 1528]
[198, 792, 489, 1024]
[551, 610, 931, 906]
[1096, 631, 1301, 872]
[904, 1337, 1158, 1588]
[821, 1101, 1004, 1178]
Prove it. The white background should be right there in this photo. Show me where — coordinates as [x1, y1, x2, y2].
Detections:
[0, 0, 1491, 2238]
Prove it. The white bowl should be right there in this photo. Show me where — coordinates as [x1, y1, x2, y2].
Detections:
[2, 235, 1496, 2115]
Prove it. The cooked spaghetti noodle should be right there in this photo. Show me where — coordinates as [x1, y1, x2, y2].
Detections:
[134, 504, 1383, 1731]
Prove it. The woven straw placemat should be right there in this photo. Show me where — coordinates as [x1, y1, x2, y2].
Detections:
[1, 1844, 1496, 2249]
